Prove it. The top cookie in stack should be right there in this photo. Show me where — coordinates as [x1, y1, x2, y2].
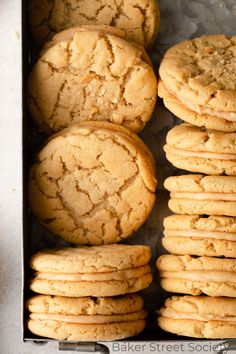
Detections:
[158, 35, 236, 132]
[28, 0, 160, 48]
[28, 26, 157, 134]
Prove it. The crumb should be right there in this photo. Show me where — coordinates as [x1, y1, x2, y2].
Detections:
[13, 31, 20, 39]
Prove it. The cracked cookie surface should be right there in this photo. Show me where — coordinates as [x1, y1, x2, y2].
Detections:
[28, 318, 146, 341]
[164, 174, 236, 216]
[28, 27, 157, 134]
[30, 244, 152, 273]
[163, 215, 236, 258]
[158, 296, 236, 338]
[158, 317, 236, 339]
[29, 245, 153, 297]
[163, 214, 236, 258]
[164, 174, 236, 194]
[164, 215, 236, 233]
[27, 293, 147, 340]
[28, 0, 160, 47]
[159, 35, 236, 113]
[158, 80, 236, 132]
[156, 255, 236, 297]
[164, 124, 236, 175]
[28, 122, 157, 244]
[27, 294, 144, 315]
[157, 254, 236, 272]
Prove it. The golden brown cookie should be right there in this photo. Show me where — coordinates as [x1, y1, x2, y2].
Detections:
[164, 174, 236, 217]
[156, 254, 236, 297]
[164, 123, 236, 175]
[163, 214, 236, 258]
[158, 295, 236, 338]
[29, 245, 153, 297]
[158, 35, 236, 133]
[159, 35, 236, 113]
[28, 27, 157, 134]
[28, 0, 160, 48]
[27, 294, 144, 315]
[27, 294, 147, 340]
[158, 80, 236, 132]
[28, 121, 157, 245]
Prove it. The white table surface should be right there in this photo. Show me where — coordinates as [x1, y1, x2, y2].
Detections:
[0, 1, 235, 353]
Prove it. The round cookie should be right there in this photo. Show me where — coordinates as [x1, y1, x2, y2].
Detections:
[158, 80, 236, 132]
[156, 254, 236, 297]
[164, 123, 236, 175]
[29, 245, 153, 297]
[28, 27, 157, 134]
[164, 174, 236, 217]
[158, 295, 236, 339]
[27, 294, 147, 340]
[28, 121, 157, 245]
[28, 0, 160, 48]
[159, 35, 236, 115]
[163, 214, 236, 258]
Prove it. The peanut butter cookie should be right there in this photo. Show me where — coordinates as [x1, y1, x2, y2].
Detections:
[157, 254, 236, 297]
[27, 294, 147, 340]
[164, 174, 236, 217]
[164, 123, 236, 175]
[159, 35, 236, 131]
[158, 296, 236, 338]
[163, 214, 236, 258]
[28, 122, 157, 244]
[28, 27, 157, 133]
[29, 245, 153, 296]
[28, 0, 160, 48]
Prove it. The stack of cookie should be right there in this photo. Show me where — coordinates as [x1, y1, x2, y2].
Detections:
[27, 245, 153, 340]
[156, 35, 236, 339]
[26, 0, 160, 342]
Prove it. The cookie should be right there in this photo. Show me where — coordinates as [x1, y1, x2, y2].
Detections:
[156, 254, 236, 297]
[164, 123, 236, 175]
[158, 295, 236, 338]
[159, 35, 236, 127]
[158, 80, 236, 132]
[40, 25, 153, 67]
[29, 245, 153, 297]
[27, 294, 147, 340]
[28, 0, 160, 48]
[28, 121, 157, 245]
[164, 174, 236, 217]
[28, 27, 157, 134]
[163, 214, 236, 258]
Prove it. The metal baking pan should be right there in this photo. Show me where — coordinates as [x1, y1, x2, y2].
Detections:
[21, 0, 236, 352]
